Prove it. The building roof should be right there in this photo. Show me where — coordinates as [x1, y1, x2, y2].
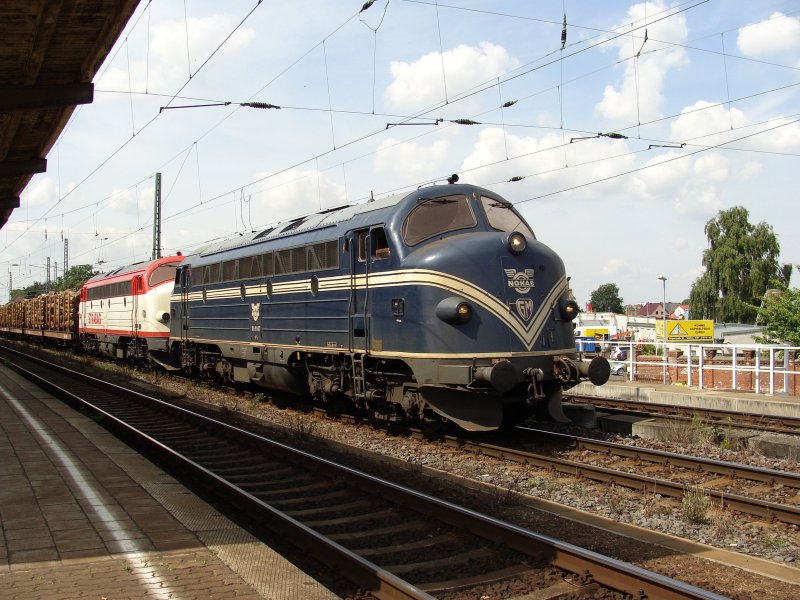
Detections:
[0, 0, 140, 230]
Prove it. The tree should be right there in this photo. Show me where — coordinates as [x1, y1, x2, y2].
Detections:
[689, 206, 783, 324]
[589, 283, 624, 313]
[755, 286, 800, 346]
[11, 264, 97, 300]
[56, 264, 97, 291]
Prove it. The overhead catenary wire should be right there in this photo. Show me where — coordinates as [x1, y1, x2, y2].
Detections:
[9, 0, 797, 283]
[0, 0, 267, 258]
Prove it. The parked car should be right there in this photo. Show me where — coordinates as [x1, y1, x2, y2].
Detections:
[610, 361, 627, 376]
[610, 346, 628, 361]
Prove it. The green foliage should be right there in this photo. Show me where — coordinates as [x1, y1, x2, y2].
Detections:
[589, 282, 624, 313]
[58, 264, 97, 291]
[754, 286, 800, 346]
[11, 264, 97, 299]
[689, 206, 783, 323]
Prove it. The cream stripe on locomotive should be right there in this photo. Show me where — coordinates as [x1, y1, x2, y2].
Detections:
[174, 269, 568, 351]
[175, 337, 579, 360]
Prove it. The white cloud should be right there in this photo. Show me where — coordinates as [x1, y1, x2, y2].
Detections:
[737, 12, 800, 57]
[762, 116, 800, 151]
[600, 257, 628, 278]
[674, 184, 723, 217]
[460, 127, 636, 188]
[595, 1, 688, 125]
[736, 161, 762, 180]
[626, 150, 690, 200]
[249, 168, 347, 225]
[669, 101, 747, 142]
[693, 153, 729, 183]
[25, 177, 58, 208]
[374, 136, 453, 181]
[385, 42, 519, 110]
[108, 187, 144, 215]
[96, 16, 255, 92]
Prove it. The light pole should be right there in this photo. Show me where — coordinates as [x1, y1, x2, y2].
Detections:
[658, 275, 667, 384]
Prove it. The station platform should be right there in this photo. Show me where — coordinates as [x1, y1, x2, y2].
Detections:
[571, 380, 800, 459]
[0, 366, 340, 600]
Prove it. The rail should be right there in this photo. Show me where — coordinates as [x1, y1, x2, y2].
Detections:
[0, 344, 727, 600]
[578, 340, 800, 396]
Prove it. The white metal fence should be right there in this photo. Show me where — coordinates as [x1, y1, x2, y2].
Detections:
[576, 340, 800, 396]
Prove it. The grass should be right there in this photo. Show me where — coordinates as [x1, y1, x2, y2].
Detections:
[759, 534, 789, 550]
[664, 413, 723, 447]
[249, 392, 267, 409]
[680, 485, 711, 525]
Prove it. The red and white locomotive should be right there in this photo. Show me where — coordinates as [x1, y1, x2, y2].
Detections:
[79, 255, 184, 359]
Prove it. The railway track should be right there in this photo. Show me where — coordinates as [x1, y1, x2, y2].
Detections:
[564, 393, 800, 436]
[423, 427, 800, 526]
[0, 344, 726, 600]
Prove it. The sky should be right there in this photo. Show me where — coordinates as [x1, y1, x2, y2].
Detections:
[3, 0, 800, 307]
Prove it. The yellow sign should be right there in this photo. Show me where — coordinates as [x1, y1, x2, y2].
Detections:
[580, 328, 609, 339]
[656, 319, 713, 342]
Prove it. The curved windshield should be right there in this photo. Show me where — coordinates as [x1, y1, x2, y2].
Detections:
[149, 262, 181, 286]
[402, 194, 477, 246]
[481, 195, 535, 239]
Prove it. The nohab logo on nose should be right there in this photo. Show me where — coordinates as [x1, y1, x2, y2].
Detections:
[504, 269, 534, 294]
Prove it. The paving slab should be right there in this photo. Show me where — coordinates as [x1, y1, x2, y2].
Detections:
[0, 365, 339, 599]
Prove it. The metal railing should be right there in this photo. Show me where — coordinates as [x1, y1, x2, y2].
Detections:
[576, 341, 800, 396]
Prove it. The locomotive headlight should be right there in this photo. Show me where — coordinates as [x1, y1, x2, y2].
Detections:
[456, 302, 472, 322]
[560, 299, 579, 321]
[507, 232, 527, 255]
[436, 296, 473, 324]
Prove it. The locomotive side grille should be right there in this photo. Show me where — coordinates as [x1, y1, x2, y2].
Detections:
[308, 240, 339, 270]
[275, 249, 292, 274]
[292, 247, 307, 273]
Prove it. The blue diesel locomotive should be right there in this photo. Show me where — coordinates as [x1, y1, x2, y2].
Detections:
[161, 182, 609, 431]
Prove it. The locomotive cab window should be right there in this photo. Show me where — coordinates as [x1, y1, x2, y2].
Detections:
[150, 261, 182, 287]
[402, 194, 477, 246]
[372, 228, 391, 259]
[357, 231, 368, 262]
[356, 228, 391, 261]
[481, 195, 534, 239]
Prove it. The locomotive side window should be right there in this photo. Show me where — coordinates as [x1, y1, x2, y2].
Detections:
[222, 259, 238, 282]
[240, 255, 258, 279]
[263, 252, 274, 276]
[357, 231, 368, 261]
[194, 266, 207, 286]
[292, 247, 307, 273]
[372, 228, 391, 259]
[481, 196, 535, 239]
[308, 240, 339, 270]
[208, 263, 221, 284]
[275, 249, 291, 274]
[402, 194, 477, 246]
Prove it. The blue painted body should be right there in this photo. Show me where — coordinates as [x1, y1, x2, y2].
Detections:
[168, 183, 600, 431]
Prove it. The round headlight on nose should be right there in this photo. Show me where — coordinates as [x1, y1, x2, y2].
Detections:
[456, 302, 472, 323]
[560, 299, 579, 321]
[436, 296, 473, 324]
[507, 232, 527, 255]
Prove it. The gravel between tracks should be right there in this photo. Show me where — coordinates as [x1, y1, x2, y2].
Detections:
[30, 353, 800, 598]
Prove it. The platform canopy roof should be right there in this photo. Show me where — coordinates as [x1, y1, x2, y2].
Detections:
[0, 0, 140, 231]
